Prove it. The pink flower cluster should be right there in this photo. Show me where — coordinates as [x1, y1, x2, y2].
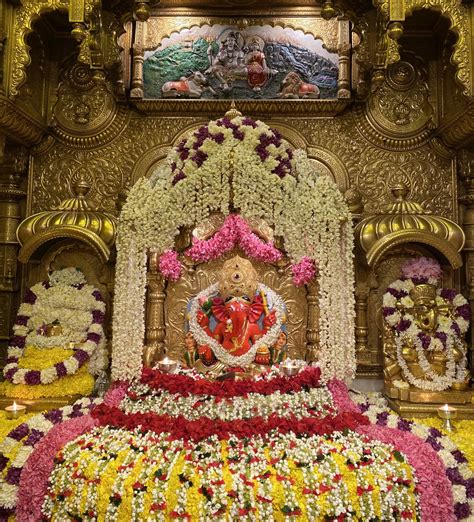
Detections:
[158, 250, 182, 281]
[401, 256, 442, 284]
[186, 214, 283, 264]
[291, 256, 317, 286]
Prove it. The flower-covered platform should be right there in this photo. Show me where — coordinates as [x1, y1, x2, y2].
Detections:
[1, 365, 473, 521]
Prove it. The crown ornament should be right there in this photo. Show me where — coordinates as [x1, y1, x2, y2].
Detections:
[218, 255, 258, 301]
[409, 283, 437, 303]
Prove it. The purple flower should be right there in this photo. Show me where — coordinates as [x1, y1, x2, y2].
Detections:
[24, 370, 41, 385]
[24, 289, 37, 305]
[4, 367, 17, 381]
[212, 132, 224, 144]
[232, 129, 244, 141]
[382, 307, 396, 317]
[0, 454, 8, 473]
[74, 349, 90, 365]
[457, 304, 471, 321]
[242, 117, 257, 128]
[0, 507, 14, 519]
[170, 162, 177, 172]
[452, 322, 461, 337]
[425, 436, 442, 451]
[41, 280, 51, 289]
[192, 150, 208, 167]
[92, 310, 105, 324]
[451, 449, 468, 464]
[9, 423, 30, 441]
[465, 478, 474, 499]
[44, 408, 63, 424]
[359, 403, 370, 413]
[70, 409, 84, 419]
[454, 502, 471, 519]
[435, 331, 447, 347]
[395, 319, 411, 333]
[10, 335, 26, 349]
[440, 288, 457, 301]
[24, 429, 44, 447]
[5, 466, 21, 486]
[5, 357, 19, 365]
[55, 362, 68, 378]
[376, 411, 388, 426]
[74, 282, 86, 290]
[172, 171, 186, 186]
[92, 290, 103, 302]
[387, 287, 408, 299]
[286, 148, 294, 160]
[255, 144, 269, 161]
[429, 427, 442, 438]
[411, 276, 429, 285]
[397, 418, 412, 431]
[176, 139, 187, 152]
[15, 315, 28, 326]
[87, 332, 101, 344]
[417, 332, 431, 349]
[446, 467, 464, 484]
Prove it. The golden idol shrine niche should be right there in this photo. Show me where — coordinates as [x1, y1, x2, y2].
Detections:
[382, 257, 471, 409]
[142, 219, 312, 375]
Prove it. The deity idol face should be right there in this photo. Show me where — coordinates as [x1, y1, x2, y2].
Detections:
[411, 284, 438, 333]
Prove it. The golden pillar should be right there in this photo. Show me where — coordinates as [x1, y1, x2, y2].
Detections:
[0, 149, 27, 360]
[143, 252, 166, 366]
[459, 152, 474, 372]
[305, 280, 320, 362]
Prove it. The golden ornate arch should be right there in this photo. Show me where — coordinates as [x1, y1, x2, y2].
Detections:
[9, 0, 69, 97]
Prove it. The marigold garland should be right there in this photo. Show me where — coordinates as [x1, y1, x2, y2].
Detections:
[41, 426, 419, 522]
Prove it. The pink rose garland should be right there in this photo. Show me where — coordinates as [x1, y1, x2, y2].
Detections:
[357, 425, 456, 522]
[158, 214, 318, 286]
[291, 256, 318, 286]
[185, 214, 282, 264]
[16, 415, 97, 522]
[158, 250, 182, 281]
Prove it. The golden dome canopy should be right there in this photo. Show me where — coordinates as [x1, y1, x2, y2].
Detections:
[17, 180, 117, 263]
[355, 184, 465, 268]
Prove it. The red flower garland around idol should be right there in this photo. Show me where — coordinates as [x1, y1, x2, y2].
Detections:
[139, 364, 322, 398]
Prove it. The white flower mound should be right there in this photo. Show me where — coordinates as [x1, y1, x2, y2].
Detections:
[112, 115, 355, 382]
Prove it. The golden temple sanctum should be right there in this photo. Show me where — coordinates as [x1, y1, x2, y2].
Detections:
[0, 1, 474, 521]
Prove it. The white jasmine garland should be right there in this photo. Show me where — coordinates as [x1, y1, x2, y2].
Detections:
[383, 278, 469, 391]
[112, 115, 355, 382]
[4, 268, 108, 385]
[187, 283, 285, 368]
[121, 383, 335, 421]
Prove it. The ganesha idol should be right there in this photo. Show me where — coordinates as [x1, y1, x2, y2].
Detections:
[184, 256, 288, 375]
[382, 257, 471, 402]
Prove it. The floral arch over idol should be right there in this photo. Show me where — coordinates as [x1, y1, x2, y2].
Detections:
[112, 109, 356, 381]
